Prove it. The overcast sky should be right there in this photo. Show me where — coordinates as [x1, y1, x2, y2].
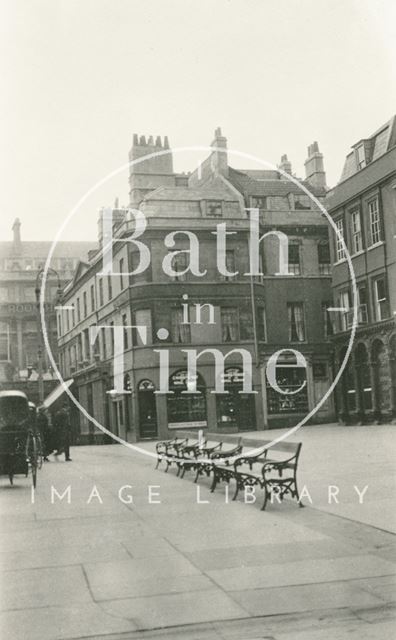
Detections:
[1, 0, 395, 241]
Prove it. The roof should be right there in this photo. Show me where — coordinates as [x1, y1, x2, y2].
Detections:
[0, 241, 96, 260]
[143, 178, 239, 202]
[228, 167, 326, 197]
[339, 116, 396, 183]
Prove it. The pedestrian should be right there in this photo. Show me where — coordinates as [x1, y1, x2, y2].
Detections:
[53, 402, 73, 461]
[37, 407, 53, 461]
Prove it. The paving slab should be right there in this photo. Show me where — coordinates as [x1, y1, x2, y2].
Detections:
[231, 580, 384, 617]
[0, 565, 92, 611]
[207, 554, 396, 591]
[0, 602, 136, 640]
[100, 589, 248, 629]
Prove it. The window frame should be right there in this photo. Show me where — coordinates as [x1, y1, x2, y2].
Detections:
[368, 197, 381, 246]
[350, 208, 363, 254]
[335, 217, 346, 262]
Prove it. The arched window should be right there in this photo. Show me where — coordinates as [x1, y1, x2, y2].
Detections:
[167, 370, 207, 428]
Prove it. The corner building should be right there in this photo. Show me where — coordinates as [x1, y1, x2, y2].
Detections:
[326, 116, 396, 424]
[58, 130, 334, 442]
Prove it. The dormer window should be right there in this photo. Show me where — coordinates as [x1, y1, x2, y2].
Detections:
[294, 195, 311, 210]
[356, 144, 366, 170]
[251, 196, 267, 210]
[206, 201, 222, 217]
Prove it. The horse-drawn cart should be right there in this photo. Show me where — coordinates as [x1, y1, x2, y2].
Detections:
[0, 390, 42, 487]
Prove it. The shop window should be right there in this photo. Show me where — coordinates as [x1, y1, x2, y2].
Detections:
[368, 198, 381, 245]
[266, 358, 308, 414]
[216, 367, 256, 431]
[318, 241, 331, 275]
[287, 303, 305, 342]
[171, 308, 190, 343]
[221, 307, 239, 342]
[373, 277, 390, 321]
[288, 243, 301, 275]
[167, 370, 207, 427]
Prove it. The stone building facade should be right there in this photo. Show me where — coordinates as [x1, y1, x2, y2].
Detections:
[326, 116, 396, 423]
[0, 219, 94, 402]
[57, 130, 335, 442]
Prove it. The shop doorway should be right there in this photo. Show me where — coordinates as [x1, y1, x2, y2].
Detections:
[138, 379, 158, 439]
[216, 367, 256, 431]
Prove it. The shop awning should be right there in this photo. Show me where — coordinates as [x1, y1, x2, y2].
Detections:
[42, 379, 74, 409]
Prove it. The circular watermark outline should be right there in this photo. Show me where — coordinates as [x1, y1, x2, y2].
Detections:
[40, 145, 357, 462]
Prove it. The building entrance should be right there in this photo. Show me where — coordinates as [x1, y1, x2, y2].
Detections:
[137, 379, 158, 439]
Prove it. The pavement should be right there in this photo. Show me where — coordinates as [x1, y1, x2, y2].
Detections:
[0, 424, 395, 640]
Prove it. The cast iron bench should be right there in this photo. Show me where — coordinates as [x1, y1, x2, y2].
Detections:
[210, 439, 303, 511]
[155, 431, 207, 474]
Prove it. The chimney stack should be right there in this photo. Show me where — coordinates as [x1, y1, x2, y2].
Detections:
[304, 141, 326, 189]
[279, 154, 292, 177]
[12, 218, 22, 254]
[210, 127, 228, 177]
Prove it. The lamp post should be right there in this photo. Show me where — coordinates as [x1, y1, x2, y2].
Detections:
[35, 267, 63, 404]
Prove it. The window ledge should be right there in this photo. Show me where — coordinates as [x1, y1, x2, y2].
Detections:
[334, 258, 347, 266]
[350, 250, 365, 258]
[367, 241, 384, 251]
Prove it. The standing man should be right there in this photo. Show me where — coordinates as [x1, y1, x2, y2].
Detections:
[53, 402, 72, 461]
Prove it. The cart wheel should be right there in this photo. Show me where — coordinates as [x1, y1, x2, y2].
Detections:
[32, 464, 37, 489]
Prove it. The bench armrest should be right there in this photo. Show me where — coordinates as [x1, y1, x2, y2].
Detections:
[211, 444, 242, 460]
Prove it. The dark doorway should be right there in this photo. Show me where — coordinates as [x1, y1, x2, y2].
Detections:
[138, 379, 158, 439]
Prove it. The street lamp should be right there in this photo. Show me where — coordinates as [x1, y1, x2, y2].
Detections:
[35, 267, 63, 404]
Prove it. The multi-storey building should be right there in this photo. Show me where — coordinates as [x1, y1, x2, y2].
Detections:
[0, 219, 94, 401]
[57, 130, 334, 443]
[326, 116, 396, 423]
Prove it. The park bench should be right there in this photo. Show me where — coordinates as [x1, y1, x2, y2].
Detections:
[155, 431, 207, 474]
[210, 438, 303, 510]
[155, 431, 241, 477]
